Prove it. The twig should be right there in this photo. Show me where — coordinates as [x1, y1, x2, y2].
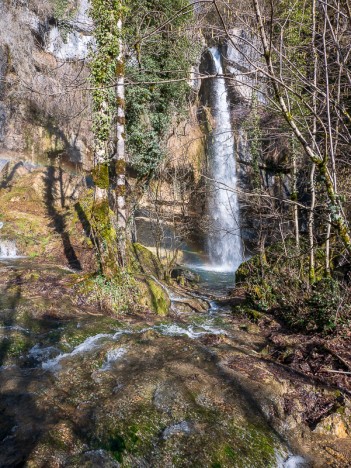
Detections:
[319, 369, 351, 375]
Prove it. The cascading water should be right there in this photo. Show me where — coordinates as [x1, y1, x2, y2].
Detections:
[207, 47, 243, 272]
[0, 239, 18, 258]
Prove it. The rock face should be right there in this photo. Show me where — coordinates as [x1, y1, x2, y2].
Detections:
[45, 0, 93, 61]
[0, 163, 96, 269]
[0, 0, 92, 169]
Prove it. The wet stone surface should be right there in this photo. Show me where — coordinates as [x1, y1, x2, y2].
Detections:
[0, 260, 349, 467]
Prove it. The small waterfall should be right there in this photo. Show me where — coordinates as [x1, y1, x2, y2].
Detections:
[207, 47, 243, 272]
[0, 240, 18, 258]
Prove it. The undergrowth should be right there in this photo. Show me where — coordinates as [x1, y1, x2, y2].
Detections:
[76, 271, 139, 314]
[237, 237, 351, 334]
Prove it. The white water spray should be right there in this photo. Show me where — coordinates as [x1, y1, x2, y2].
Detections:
[207, 47, 243, 272]
[0, 240, 18, 258]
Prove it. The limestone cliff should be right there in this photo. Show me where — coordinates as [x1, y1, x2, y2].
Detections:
[0, 0, 93, 170]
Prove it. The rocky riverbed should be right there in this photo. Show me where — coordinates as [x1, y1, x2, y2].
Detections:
[0, 259, 350, 467]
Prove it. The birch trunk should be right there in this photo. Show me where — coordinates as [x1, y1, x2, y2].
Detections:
[292, 137, 300, 252]
[252, 0, 351, 256]
[115, 16, 127, 263]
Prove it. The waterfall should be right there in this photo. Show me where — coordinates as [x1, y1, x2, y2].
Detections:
[0, 240, 18, 258]
[207, 47, 243, 272]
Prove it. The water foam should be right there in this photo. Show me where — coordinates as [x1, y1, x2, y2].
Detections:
[207, 47, 243, 272]
[100, 347, 128, 371]
[42, 333, 111, 370]
[41, 322, 228, 372]
[276, 453, 309, 468]
[154, 323, 227, 339]
[0, 240, 18, 258]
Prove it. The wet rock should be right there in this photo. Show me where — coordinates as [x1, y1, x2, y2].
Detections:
[67, 449, 120, 467]
[25, 344, 61, 366]
[161, 421, 192, 439]
[171, 267, 199, 284]
[1, 259, 351, 466]
[100, 347, 128, 371]
[153, 382, 182, 415]
[171, 295, 209, 314]
[139, 329, 158, 342]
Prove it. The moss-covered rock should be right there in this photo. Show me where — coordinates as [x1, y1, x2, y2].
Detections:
[239, 306, 263, 323]
[147, 278, 170, 316]
[130, 243, 164, 280]
[235, 254, 261, 284]
[75, 272, 139, 314]
[136, 276, 170, 316]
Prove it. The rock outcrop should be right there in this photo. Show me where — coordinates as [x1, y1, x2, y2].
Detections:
[0, 0, 92, 169]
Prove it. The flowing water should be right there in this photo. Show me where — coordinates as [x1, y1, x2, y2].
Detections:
[207, 48, 243, 273]
[0, 259, 310, 467]
[0, 45, 311, 466]
[0, 239, 18, 258]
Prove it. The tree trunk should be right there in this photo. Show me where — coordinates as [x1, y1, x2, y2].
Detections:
[309, 162, 316, 283]
[252, 0, 351, 257]
[291, 136, 300, 252]
[309, 0, 317, 285]
[115, 16, 127, 264]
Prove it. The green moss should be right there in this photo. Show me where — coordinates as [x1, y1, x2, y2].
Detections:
[215, 423, 276, 468]
[115, 159, 126, 175]
[92, 200, 114, 242]
[131, 243, 164, 279]
[77, 192, 119, 276]
[51, 0, 75, 20]
[92, 164, 110, 190]
[96, 404, 164, 463]
[132, 275, 170, 316]
[236, 255, 261, 283]
[1, 334, 31, 358]
[105, 432, 126, 462]
[147, 279, 170, 316]
[241, 307, 263, 323]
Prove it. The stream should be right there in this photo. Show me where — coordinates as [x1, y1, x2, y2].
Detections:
[0, 258, 309, 467]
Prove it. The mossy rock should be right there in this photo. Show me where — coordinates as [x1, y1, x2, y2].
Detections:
[136, 276, 170, 316]
[241, 306, 263, 323]
[130, 243, 164, 280]
[236, 255, 261, 283]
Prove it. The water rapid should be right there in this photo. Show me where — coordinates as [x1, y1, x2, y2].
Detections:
[207, 47, 243, 272]
[0, 239, 18, 258]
